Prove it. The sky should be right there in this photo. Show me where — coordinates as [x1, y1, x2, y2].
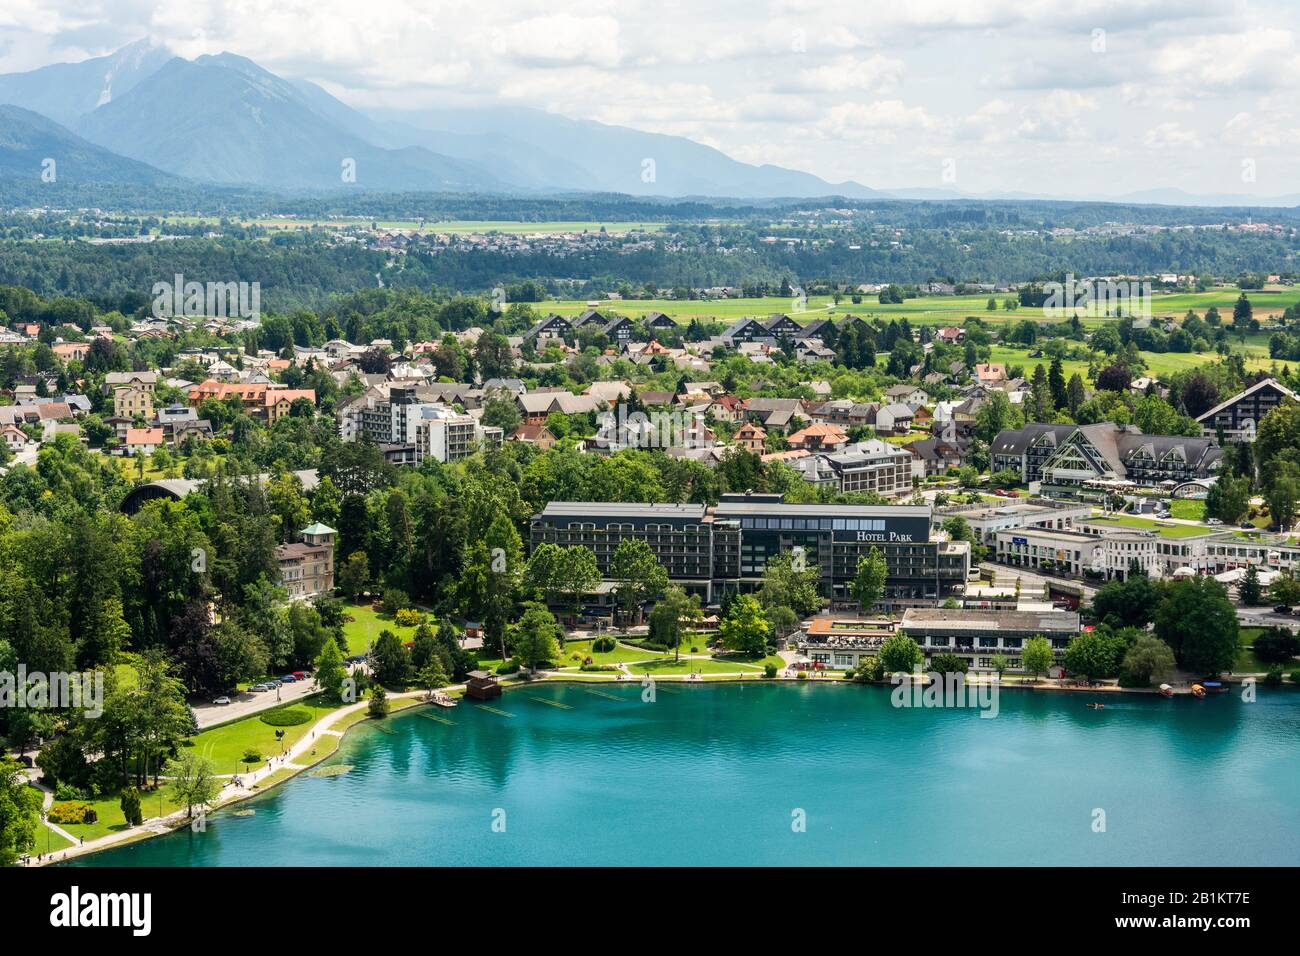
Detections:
[2, 0, 1299, 198]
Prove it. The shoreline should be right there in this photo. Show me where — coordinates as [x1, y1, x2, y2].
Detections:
[38, 671, 1265, 865]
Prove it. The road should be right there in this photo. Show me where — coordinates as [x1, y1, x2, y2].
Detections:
[190, 665, 365, 729]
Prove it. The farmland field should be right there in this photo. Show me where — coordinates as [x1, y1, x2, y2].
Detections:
[545, 286, 1296, 328]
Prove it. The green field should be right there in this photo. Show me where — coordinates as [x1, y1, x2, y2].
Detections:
[1084, 514, 1215, 539]
[186, 694, 341, 773]
[340, 602, 425, 656]
[54, 789, 187, 843]
[544, 286, 1296, 330]
[1168, 499, 1206, 521]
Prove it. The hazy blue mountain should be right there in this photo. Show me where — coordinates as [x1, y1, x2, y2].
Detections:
[72, 54, 505, 191]
[1, 39, 879, 197]
[0, 104, 173, 183]
[0, 38, 172, 128]
[364, 103, 880, 199]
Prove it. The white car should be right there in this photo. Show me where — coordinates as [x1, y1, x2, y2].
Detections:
[1207, 518, 1223, 526]
[212, 696, 231, 705]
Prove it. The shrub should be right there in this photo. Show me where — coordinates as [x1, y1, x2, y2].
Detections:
[763, 663, 778, 679]
[592, 636, 617, 653]
[394, 608, 424, 628]
[241, 748, 262, 763]
[259, 706, 313, 727]
[1251, 627, 1300, 664]
[690, 646, 699, 654]
[496, 660, 521, 676]
[381, 588, 410, 616]
[580, 663, 619, 672]
[1263, 665, 1284, 686]
[1291, 670, 1300, 685]
[49, 802, 98, 825]
[54, 783, 90, 802]
[119, 787, 143, 827]
[796, 671, 807, 680]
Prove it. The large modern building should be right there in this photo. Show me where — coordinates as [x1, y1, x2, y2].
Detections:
[789, 439, 915, 498]
[528, 493, 970, 609]
[992, 423, 1220, 488]
[1196, 377, 1297, 442]
[900, 607, 1079, 672]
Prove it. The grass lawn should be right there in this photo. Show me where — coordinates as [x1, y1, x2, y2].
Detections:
[1085, 514, 1214, 539]
[1169, 499, 1206, 521]
[341, 602, 426, 656]
[553, 638, 663, 667]
[185, 694, 341, 774]
[37, 821, 77, 853]
[626, 656, 767, 676]
[1236, 627, 1271, 673]
[54, 788, 187, 843]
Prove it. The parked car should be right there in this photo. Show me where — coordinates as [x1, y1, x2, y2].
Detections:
[1207, 518, 1223, 525]
[280, 674, 297, 683]
[212, 696, 231, 705]
[250, 683, 270, 692]
[1274, 605, 1292, 615]
[1240, 523, 1255, 530]
[292, 670, 309, 680]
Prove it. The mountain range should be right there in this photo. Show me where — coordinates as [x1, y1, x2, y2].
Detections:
[0, 40, 1296, 206]
[0, 38, 878, 198]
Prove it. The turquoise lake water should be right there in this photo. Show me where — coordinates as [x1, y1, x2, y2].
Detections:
[73, 682, 1300, 866]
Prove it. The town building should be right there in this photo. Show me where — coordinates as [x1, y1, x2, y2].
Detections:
[528, 494, 970, 609]
[899, 607, 1080, 672]
[1195, 378, 1298, 442]
[276, 523, 336, 599]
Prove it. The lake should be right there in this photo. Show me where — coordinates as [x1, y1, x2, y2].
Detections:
[72, 681, 1300, 866]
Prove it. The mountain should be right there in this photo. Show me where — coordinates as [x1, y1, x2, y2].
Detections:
[0, 39, 879, 198]
[363, 103, 881, 199]
[72, 54, 505, 191]
[0, 38, 172, 129]
[0, 104, 173, 184]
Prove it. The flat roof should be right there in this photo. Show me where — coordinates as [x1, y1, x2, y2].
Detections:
[901, 608, 1079, 632]
[535, 502, 708, 520]
[714, 501, 931, 519]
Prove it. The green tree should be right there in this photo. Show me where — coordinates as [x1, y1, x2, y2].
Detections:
[718, 595, 770, 657]
[757, 551, 824, 617]
[610, 538, 669, 625]
[165, 751, 220, 819]
[1120, 634, 1177, 687]
[119, 786, 143, 827]
[368, 683, 390, 718]
[314, 636, 347, 700]
[851, 548, 888, 613]
[1205, 475, 1251, 524]
[513, 602, 561, 670]
[990, 654, 1009, 678]
[336, 551, 370, 600]
[417, 657, 449, 695]
[1022, 636, 1055, 681]
[648, 585, 702, 661]
[371, 629, 410, 687]
[0, 757, 40, 865]
[1238, 564, 1262, 606]
[878, 632, 922, 674]
[1153, 577, 1239, 675]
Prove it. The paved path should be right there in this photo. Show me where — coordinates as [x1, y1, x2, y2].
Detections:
[24, 688, 431, 866]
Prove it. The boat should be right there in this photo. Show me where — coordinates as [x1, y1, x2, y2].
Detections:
[1086, 702, 1105, 709]
[1190, 683, 1206, 698]
[430, 693, 458, 709]
[1159, 684, 1174, 698]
